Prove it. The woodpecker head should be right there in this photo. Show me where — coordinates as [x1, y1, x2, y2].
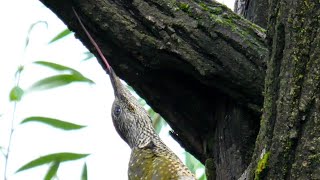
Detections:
[108, 68, 155, 148]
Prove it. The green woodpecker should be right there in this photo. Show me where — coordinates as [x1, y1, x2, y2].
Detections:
[73, 8, 196, 180]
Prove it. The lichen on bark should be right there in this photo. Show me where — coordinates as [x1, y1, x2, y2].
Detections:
[248, 0, 320, 179]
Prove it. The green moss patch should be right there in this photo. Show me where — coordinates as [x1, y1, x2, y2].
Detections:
[255, 152, 271, 180]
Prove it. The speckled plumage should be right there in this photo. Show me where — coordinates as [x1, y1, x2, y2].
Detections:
[73, 10, 196, 179]
[109, 70, 196, 180]
[129, 146, 195, 180]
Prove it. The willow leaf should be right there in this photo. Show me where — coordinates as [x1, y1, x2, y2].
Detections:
[81, 163, 88, 180]
[49, 29, 71, 44]
[21, 116, 86, 130]
[16, 152, 89, 173]
[44, 161, 60, 180]
[29, 74, 93, 91]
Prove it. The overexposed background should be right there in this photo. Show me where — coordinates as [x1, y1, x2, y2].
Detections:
[0, 1, 235, 179]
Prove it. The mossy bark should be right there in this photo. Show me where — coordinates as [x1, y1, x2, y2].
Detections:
[244, 0, 320, 179]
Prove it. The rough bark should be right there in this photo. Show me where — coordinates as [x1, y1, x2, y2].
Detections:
[234, 0, 269, 29]
[243, 0, 320, 179]
[39, 0, 270, 179]
[234, 0, 247, 17]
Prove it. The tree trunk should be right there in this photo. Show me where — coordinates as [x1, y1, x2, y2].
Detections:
[243, 0, 320, 179]
[234, 0, 269, 29]
[38, 0, 319, 179]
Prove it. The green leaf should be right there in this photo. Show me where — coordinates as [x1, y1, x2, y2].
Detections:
[152, 115, 166, 134]
[21, 116, 86, 130]
[33, 61, 82, 75]
[185, 152, 204, 174]
[31, 61, 94, 90]
[198, 173, 206, 180]
[147, 108, 155, 118]
[9, 86, 24, 102]
[28, 74, 94, 91]
[82, 52, 94, 61]
[138, 98, 147, 106]
[81, 163, 88, 180]
[25, 21, 48, 49]
[126, 85, 135, 92]
[44, 161, 60, 180]
[49, 29, 72, 44]
[16, 152, 89, 173]
[148, 107, 167, 134]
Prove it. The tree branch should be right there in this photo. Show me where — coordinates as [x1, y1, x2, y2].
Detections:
[39, 0, 267, 176]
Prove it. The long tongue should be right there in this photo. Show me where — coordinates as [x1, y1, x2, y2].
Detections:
[72, 7, 111, 72]
[72, 7, 122, 97]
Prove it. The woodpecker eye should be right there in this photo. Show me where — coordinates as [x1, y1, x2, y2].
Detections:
[114, 105, 121, 117]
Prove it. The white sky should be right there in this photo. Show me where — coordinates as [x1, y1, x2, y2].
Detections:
[0, 0, 234, 179]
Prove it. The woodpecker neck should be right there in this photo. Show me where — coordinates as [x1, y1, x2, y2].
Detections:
[128, 122, 161, 149]
[111, 80, 165, 150]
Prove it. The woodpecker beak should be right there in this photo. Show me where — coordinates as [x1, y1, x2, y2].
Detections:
[108, 68, 123, 98]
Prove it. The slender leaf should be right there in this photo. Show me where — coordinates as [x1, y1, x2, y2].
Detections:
[81, 163, 88, 180]
[9, 86, 24, 102]
[152, 115, 166, 134]
[138, 98, 147, 106]
[33, 61, 82, 75]
[199, 173, 206, 180]
[31, 61, 94, 90]
[49, 29, 72, 44]
[28, 74, 94, 91]
[44, 161, 60, 180]
[25, 21, 48, 49]
[184, 152, 206, 179]
[185, 152, 204, 174]
[82, 52, 94, 61]
[16, 152, 89, 173]
[21, 116, 86, 130]
[185, 152, 195, 174]
[148, 109, 156, 120]
[126, 85, 134, 92]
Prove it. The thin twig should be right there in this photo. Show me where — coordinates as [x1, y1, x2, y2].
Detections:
[4, 67, 22, 180]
